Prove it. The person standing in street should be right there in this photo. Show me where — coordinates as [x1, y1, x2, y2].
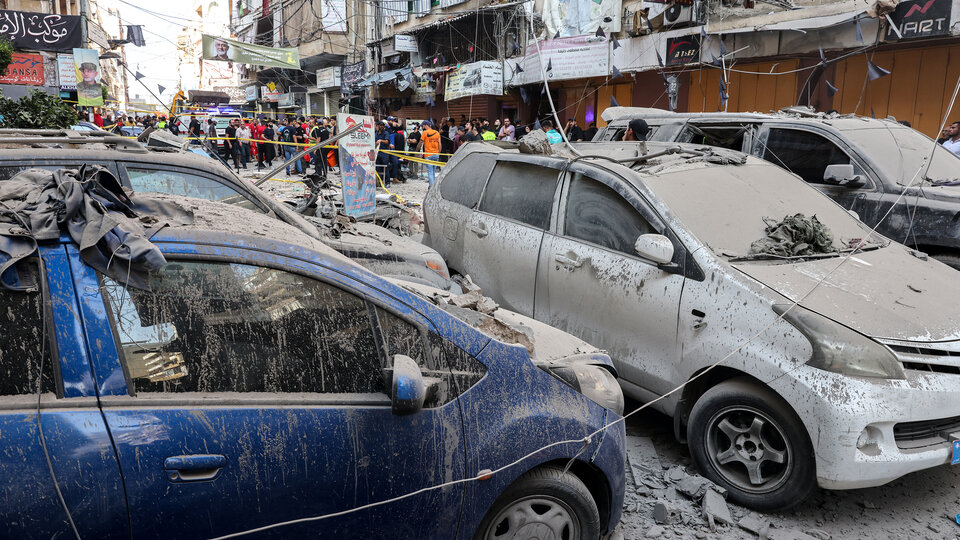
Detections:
[375, 121, 392, 186]
[941, 121, 960, 157]
[311, 118, 330, 178]
[237, 120, 251, 169]
[420, 120, 442, 186]
[542, 119, 563, 144]
[622, 118, 650, 142]
[280, 119, 302, 175]
[406, 123, 422, 179]
[224, 118, 240, 170]
[480, 125, 496, 140]
[498, 118, 515, 141]
[583, 121, 598, 141]
[565, 118, 584, 142]
[262, 121, 277, 167]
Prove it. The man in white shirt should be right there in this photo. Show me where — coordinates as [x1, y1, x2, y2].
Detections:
[942, 121, 960, 157]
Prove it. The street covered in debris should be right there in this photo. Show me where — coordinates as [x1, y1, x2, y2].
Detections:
[5, 0, 960, 537]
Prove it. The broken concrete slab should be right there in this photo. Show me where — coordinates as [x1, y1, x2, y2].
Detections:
[701, 489, 734, 527]
[450, 290, 483, 309]
[675, 474, 727, 501]
[767, 528, 821, 540]
[653, 500, 680, 525]
[476, 296, 499, 314]
[664, 465, 688, 483]
[645, 524, 665, 538]
[626, 436, 665, 488]
[739, 512, 770, 535]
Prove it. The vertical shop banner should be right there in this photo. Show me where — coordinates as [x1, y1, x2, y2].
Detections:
[336, 113, 377, 218]
[57, 53, 76, 89]
[0, 53, 44, 85]
[72, 48, 102, 106]
[340, 61, 365, 96]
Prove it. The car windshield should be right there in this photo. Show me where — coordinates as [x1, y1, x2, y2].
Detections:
[643, 164, 884, 260]
[840, 124, 960, 185]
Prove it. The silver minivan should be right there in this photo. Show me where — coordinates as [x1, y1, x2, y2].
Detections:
[423, 141, 960, 511]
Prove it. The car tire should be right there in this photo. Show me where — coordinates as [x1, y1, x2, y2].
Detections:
[932, 252, 960, 271]
[687, 377, 815, 512]
[474, 466, 601, 540]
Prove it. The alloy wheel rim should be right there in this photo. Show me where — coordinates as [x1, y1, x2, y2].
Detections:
[484, 495, 580, 540]
[704, 404, 792, 494]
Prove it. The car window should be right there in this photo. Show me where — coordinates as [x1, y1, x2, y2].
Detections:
[478, 161, 558, 229]
[761, 128, 857, 184]
[564, 172, 654, 254]
[0, 261, 54, 395]
[125, 167, 265, 213]
[438, 153, 496, 208]
[680, 124, 749, 150]
[100, 261, 386, 395]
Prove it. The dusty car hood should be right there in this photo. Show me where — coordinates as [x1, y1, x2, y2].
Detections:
[919, 183, 960, 203]
[732, 246, 960, 342]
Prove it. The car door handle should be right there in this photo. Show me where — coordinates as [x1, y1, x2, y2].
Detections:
[164, 454, 226, 482]
[468, 224, 488, 238]
[554, 253, 583, 269]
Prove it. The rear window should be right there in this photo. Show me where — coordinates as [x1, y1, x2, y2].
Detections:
[438, 153, 496, 208]
[479, 161, 559, 229]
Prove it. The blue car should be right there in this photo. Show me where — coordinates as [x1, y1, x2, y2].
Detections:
[0, 196, 625, 539]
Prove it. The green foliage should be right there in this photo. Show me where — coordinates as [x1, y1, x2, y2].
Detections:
[0, 39, 13, 75]
[0, 90, 78, 129]
[102, 84, 109, 100]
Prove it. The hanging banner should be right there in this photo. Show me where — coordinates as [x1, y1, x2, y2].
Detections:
[666, 35, 700, 65]
[0, 10, 82, 51]
[201, 34, 300, 69]
[72, 48, 102, 106]
[340, 60, 365, 96]
[57, 53, 76, 89]
[540, 0, 621, 38]
[0, 53, 44, 85]
[336, 113, 377, 218]
[444, 61, 503, 101]
[885, 0, 951, 40]
[321, 0, 347, 32]
[413, 78, 435, 103]
[517, 35, 608, 83]
[261, 85, 281, 102]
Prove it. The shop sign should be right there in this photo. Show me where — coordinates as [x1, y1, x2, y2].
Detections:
[336, 113, 377, 218]
[394, 35, 418, 53]
[316, 66, 341, 89]
[444, 61, 503, 101]
[261, 85, 281, 102]
[885, 0, 951, 40]
[519, 35, 609, 82]
[244, 85, 257, 101]
[666, 35, 700, 65]
[57, 53, 76, 89]
[0, 10, 82, 51]
[413, 78, 435, 103]
[0, 53, 44, 85]
[278, 92, 296, 107]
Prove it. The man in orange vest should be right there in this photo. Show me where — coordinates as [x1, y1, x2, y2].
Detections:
[420, 120, 442, 186]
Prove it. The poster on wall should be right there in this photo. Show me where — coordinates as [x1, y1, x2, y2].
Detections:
[72, 48, 102, 106]
[0, 53, 44, 85]
[885, 0, 951, 40]
[57, 53, 76, 89]
[517, 35, 609, 83]
[413, 78, 435, 103]
[201, 34, 300, 69]
[336, 113, 377, 218]
[444, 61, 503, 101]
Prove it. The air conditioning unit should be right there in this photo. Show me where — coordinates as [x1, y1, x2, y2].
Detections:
[663, 1, 705, 27]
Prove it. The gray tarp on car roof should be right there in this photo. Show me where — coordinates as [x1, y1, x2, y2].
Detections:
[0, 165, 192, 291]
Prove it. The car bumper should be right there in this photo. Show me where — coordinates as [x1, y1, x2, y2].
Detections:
[595, 411, 626, 534]
[769, 365, 960, 490]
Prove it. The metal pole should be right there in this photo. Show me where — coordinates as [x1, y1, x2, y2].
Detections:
[254, 123, 361, 186]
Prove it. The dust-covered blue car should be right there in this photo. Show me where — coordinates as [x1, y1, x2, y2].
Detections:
[0, 194, 625, 539]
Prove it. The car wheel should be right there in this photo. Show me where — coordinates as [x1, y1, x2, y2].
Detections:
[687, 378, 815, 512]
[474, 466, 601, 540]
[932, 252, 960, 271]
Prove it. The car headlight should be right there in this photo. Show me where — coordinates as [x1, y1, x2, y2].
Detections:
[541, 354, 625, 415]
[421, 251, 450, 279]
[773, 304, 905, 379]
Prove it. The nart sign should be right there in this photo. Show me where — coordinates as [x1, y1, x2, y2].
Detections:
[885, 0, 951, 40]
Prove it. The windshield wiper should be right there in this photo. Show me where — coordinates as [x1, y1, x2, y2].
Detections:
[728, 252, 841, 263]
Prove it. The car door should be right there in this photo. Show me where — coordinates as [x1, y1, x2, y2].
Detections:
[536, 167, 685, 398]
[753, 125, 879, 224]
[77, 252, 465, 539]
[116, 163, 269, 214]
[462, 156, 562, 317]
[0, 250, 128, 538]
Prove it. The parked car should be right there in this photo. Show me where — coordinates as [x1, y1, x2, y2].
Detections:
[595, 107, 960, 269]
[423, 140, 960, 511]
[0, 129, 453, 290]
[0, 195, 625, 539]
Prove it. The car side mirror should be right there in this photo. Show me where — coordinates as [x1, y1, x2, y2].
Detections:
[635, 234, 675, 265]
[390, 354, 425, 415]
[823, 164, 864, 188]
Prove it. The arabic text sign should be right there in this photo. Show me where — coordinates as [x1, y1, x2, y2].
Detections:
[0, 53, 44, 85]
[341, 61, 365, 95]
[57, 53, 76, 89]
[395, 35, 418, 52]
[444, 61, 503, 101]
[202, 34, 300, 70]
[317, 66, 341, 88]
[0, 10, 81, 51]
[521, 35, 609, 82]
[337, 113, 377, 218]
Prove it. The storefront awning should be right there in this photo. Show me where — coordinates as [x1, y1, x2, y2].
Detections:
[187, 90, 231, 104]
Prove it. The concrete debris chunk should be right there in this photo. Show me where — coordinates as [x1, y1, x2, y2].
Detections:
[457, 274, 483, 294]
[675, 474, 726, 501]
[767, 528, 820, 540]
[701, 489, 734, 528]
[450, 290, 482, 309]
[518, 130, 553, 155]
[626, 436, 664, 489]
[645, 525, 665, 538]
[804, 529, 831, 540]
[653, 500, 680, 525]
[476, 296, 499, 314]
[739, 512, 769, 535]
[664, 465, 688, 483]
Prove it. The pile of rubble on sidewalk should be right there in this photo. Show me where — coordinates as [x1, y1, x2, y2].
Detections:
[622, 436, 832, 540]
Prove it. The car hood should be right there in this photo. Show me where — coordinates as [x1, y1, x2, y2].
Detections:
[732, 246, 960, 343]
[919, 183, 960, 202]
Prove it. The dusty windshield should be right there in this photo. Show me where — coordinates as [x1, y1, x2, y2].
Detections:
[840, 124, 960, 185]
[643, 164, 883, 260]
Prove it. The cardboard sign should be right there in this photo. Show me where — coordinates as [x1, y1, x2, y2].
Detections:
[337, 113, 377, 218]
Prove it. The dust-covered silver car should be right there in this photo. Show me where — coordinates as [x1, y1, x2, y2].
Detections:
[423, 140, 960, 511]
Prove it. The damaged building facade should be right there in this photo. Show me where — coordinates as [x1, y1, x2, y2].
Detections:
[362, 0, 960, 138]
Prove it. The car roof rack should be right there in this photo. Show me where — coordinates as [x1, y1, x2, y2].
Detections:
[0, 128, 147, 153]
